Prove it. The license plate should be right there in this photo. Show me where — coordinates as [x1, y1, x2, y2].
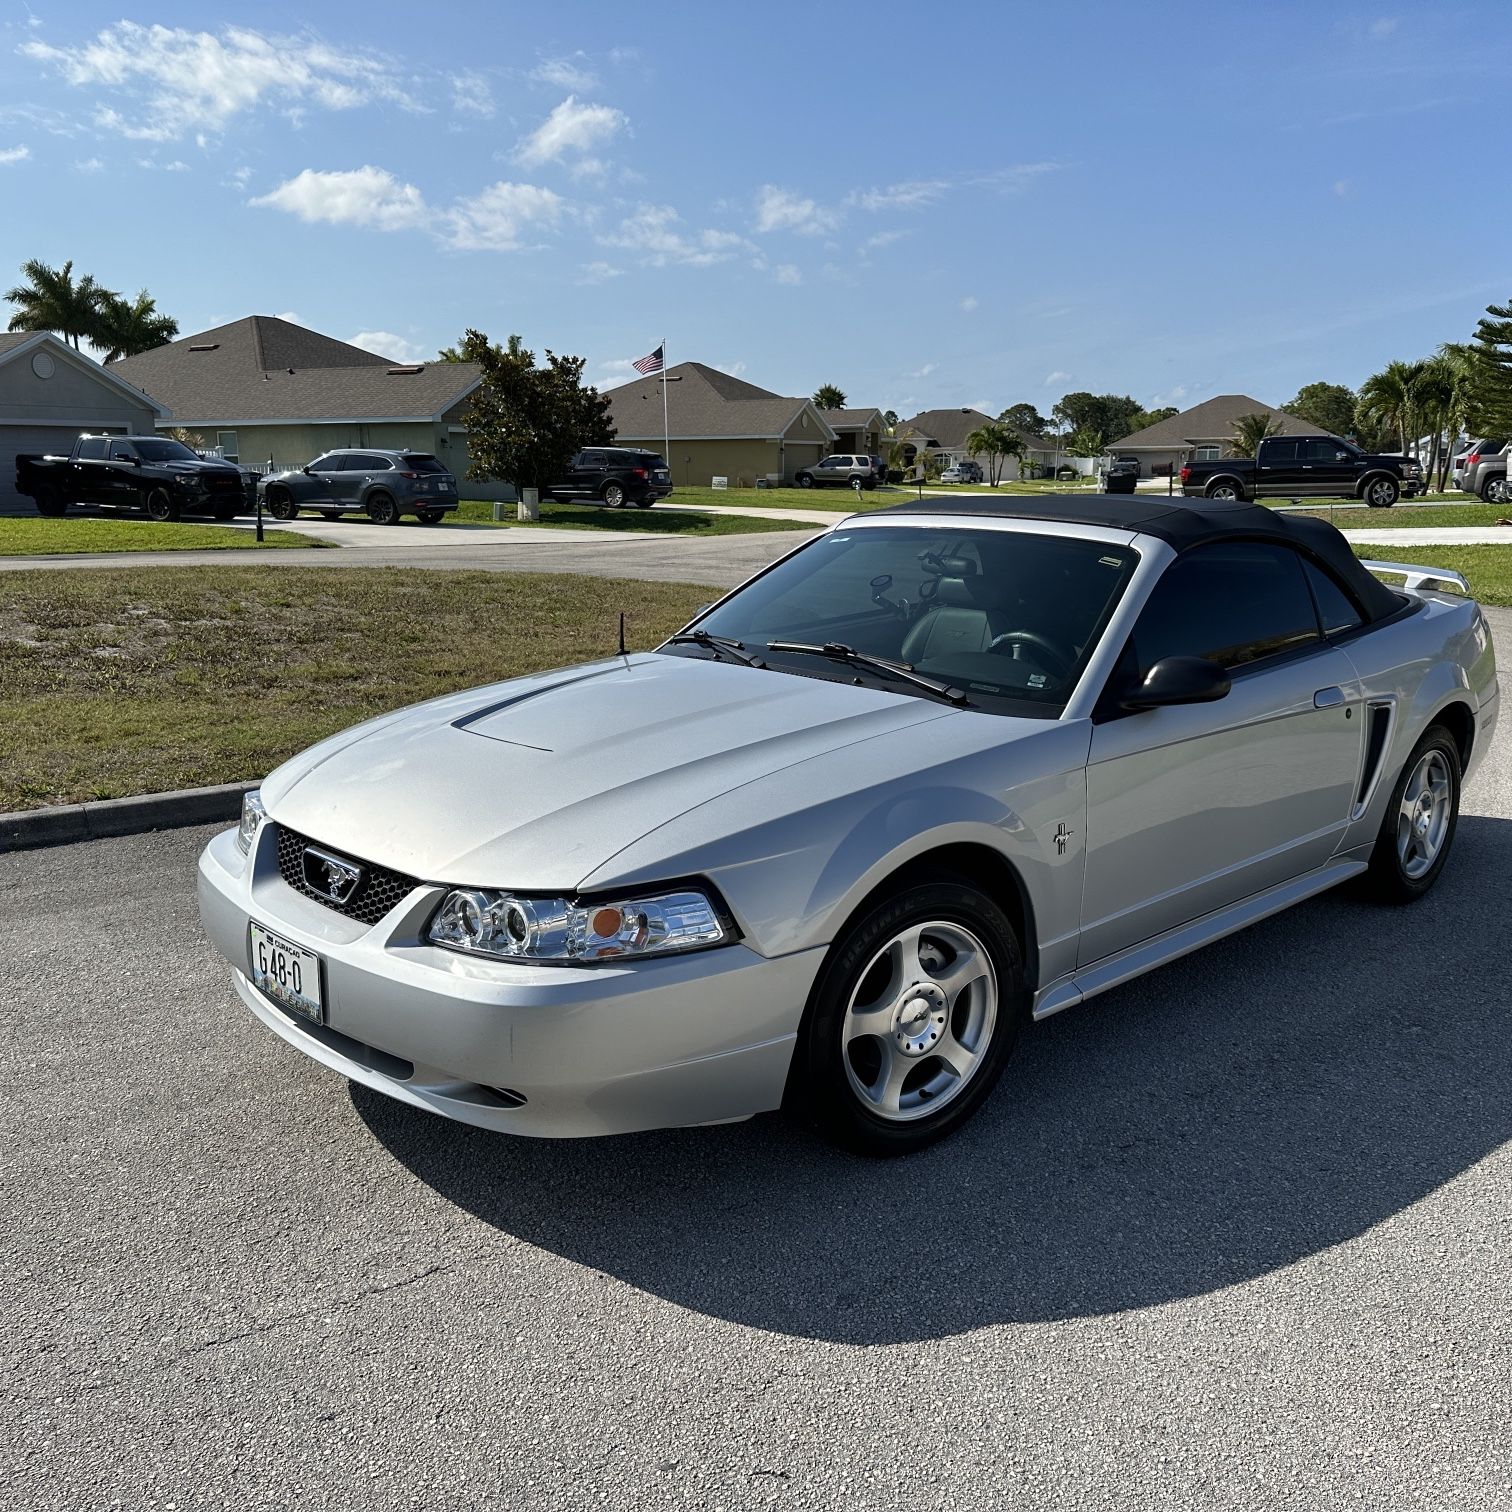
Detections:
[249, 923, 325, 1024]
[437, 481, 453, 492]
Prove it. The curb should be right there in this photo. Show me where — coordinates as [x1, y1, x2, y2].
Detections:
[0, 780, 257, 854]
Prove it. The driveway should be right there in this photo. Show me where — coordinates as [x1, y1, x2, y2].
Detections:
[3, 628, 1508, 1509]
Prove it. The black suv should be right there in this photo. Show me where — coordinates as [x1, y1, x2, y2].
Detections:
[549, 448, 673, 508]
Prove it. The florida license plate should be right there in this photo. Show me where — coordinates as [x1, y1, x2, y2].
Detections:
[437, 481, 453, 492]
[249, 923, 325, 1024]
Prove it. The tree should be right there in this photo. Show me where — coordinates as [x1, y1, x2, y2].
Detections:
[167, 426, 207, 450]
[458, 328, 615, 494]
[1229, 412, 1283, 458]
[998, 402, 1049, 438]
[4, 258, 115, 349]
[1467, 296, 1512, 436]
[97, 289, 178, 362]
[1050, 391, 1144, 448]
[965, 421, 1023, 486]
[1284, 382, 1356, 439]
[813, 383, 847, 411]
[1358, 359, 1427, 455]
[1123, 406, 1178, 434]
[882, 409, 899, 427]
[439, 334, 520, 363]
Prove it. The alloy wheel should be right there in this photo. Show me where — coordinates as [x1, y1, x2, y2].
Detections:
[1396, 748, 1452, 879]
[840, 920, 998, 1122]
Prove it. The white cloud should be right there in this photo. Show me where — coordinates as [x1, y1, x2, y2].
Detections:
[713, 360, 747, 377]
[1332, 178, 1351, 197]
[136, 156, 189, 171]
[74, 155, 104, 172]
[568, 156, 610, 182]
[578, 260, 623, 284]
[775, 263, 802, 285]
[516, 95, 626, 166]
[910, 362, 938, 379]
[863, 229, 910, 252]
[252, 165, 429, 231]
[348, 330, 427, 363]
[1044, 370, 1071, 386]
[22, 22, 415, 142]
[452, 70, 495, 119]
[754, 184, 838, 236]
[598, 357, 638, 380]
[847, 180, 948, 212]
[225, 164, 253, 188]
[447, 180, 564, 250]
[276, 310, 302, 323]
[974, 162, 1062, 193]
[960, 295, 978, 312]
[531, 56, 598, 92]
[1368, 17, 1399, 38]
[0, 144, 30, 164]
[599, 205, 755, 267]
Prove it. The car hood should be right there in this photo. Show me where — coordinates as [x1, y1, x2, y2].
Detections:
[262, 653, 952, 888]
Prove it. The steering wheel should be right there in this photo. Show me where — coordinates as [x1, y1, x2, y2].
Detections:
[987, 630, 1073, 680]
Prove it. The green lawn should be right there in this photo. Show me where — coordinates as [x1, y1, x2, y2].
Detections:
[0, 567, 716, 811]
[1358, 545, 1512, 607]
[0, 517, 321, 556]
[1298, 502, 1511, 530]
[454, 498, 814, 534]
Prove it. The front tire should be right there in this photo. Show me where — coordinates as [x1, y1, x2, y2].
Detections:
[1363, 476, 1400, 508]
[1364, 726, 1461, 902]
[796, 472, 814, 489]
[211, 502, 240, 522]
[266, 490, 299, 522]
[789, 876, 1024, 1156]
[366, 491, 399, 526]
[144, 487, 180, 523]
[601, 481, 626, 508]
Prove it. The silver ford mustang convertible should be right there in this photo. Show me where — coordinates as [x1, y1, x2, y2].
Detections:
[198, 497, 1499, 1154]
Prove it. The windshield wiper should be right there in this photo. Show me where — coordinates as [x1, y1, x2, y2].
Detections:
[666, 629, 765, 667]
[765, 640, 969, 706]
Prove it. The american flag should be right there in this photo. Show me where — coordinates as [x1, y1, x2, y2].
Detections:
[632, 344, 665, 376]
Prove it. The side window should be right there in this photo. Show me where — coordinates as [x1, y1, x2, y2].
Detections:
[109, 441, 138, 461]
[1302, 438, 1342, 463]
[1302, 557, 1364, 634]
[310, 454, 347, 474]
[76, 438, 109, 461]
[1131, 543, 1322, 671]
[1262, 439, 1298, 464]
[580, 450, 605, 467]
[358, 454, 392, 471]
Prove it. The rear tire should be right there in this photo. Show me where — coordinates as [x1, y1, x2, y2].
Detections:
[796, 472, 814, 489]
[601, 481, 626, 508]
[266, 490, 299, 522]
[1205, 480, 1242, 501]
[1481, 476, 1508, 504]
[366, 491, 399, 525]
[34, 490, 66, 518]
[1363, 725, 1461, 902]
[144, 487, 180, 523]
[1363, 476, 1400, 508]
[788, 875, 1025, 1156]
[417, 509, 443, 524]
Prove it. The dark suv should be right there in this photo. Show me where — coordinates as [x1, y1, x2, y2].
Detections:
[259, 450, 458, 524]
[549, 448, 672, 508]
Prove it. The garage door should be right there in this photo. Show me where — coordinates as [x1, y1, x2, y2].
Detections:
[0, 426, 110, 516]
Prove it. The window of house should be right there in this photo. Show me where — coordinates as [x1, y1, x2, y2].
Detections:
[1130, 543, 1322, 671]
[1193, 445, 1221, 461]
[216, 430, 238, 461]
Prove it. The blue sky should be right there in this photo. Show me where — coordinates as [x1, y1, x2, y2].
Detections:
[0, 1, 1506, 420]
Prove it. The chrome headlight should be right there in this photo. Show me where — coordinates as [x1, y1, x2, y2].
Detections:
[428, 886, 736, 963]
[236, 790, 266, 855]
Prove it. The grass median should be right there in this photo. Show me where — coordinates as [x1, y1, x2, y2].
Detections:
[454, 498, 812, 534]
[0, 517, 323, 556]
[0, 566, 716, 811]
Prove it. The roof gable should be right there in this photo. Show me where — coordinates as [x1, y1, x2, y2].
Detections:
[1109, 394, 1341, 449]
[605, 360, 836, 441]
[0, 330, 168, 415]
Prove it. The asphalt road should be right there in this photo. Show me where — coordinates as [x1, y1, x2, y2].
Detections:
[3, 642, 1510, 1509]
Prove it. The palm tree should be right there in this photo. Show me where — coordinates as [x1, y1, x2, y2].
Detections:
[96, 289, 179, 362]
[965, 421, 1022, 485]
[812, 383, 847, 411]
[1229, 412, 1283, 458]
[1358, 359, 1427, 456]
[4, 258, 115, 349]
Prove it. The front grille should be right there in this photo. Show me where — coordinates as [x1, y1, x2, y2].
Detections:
[273, 824, 421, 926]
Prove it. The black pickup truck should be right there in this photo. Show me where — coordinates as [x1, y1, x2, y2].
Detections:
[16, 434, 248, 521]
[1179, 436, 1422, 508]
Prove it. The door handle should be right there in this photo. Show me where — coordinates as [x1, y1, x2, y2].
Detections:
[1314, 686, 1345, 708]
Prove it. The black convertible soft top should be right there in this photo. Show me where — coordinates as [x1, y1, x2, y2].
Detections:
[872, 493, 1404, 622]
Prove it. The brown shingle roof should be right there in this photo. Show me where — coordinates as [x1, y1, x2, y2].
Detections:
[1109, 394, 1340, 449]
[606, 361, 834, 441]
[112, 316, 480, 424]
[824, 406, 883, 427]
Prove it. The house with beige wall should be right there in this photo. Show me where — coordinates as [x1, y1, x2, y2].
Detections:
[112, 316, 506, 495]
[605, 362, 836, 487]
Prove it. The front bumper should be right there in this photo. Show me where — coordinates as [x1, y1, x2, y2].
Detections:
[197, 825, 822, 1138]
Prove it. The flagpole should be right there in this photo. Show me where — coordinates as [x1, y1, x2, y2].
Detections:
[659, 338, 670, 484]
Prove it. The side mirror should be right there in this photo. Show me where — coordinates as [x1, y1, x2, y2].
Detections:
[302, 466, 313, 475]
[1122, 655, 1231, 711]
[123, 455, 141, 466]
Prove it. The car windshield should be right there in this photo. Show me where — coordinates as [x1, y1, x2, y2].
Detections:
[671, 525, 1139, 716]
[134, 439, 201, 462]
[402, 454, 448, 473]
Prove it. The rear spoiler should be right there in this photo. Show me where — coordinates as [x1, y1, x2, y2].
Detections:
[1359, 559, 1469, 595]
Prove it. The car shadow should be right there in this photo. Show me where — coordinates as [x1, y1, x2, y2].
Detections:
[354, 813, 1512, 1343]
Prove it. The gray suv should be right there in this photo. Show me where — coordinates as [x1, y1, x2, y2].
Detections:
[1453, 438, 1508, 500]
[259, 449, 459, 524]
[794, 453, 886, 491]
